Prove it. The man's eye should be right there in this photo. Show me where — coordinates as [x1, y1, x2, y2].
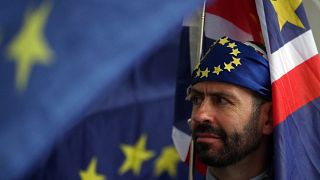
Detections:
[190, 95, 203, 105]
[214, 96, 229, 105]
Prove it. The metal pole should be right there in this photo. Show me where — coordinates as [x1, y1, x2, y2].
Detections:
[188, 139, 195, 180]
[197, 0, 206, 62]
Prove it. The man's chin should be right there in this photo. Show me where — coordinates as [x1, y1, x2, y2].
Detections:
[195, 141, 223, 155]
[197, 152, 231, 168]
[195, 143, 227, 166]
[196, 143, 240, 168]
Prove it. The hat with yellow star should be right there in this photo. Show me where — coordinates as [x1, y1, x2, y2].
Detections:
[191, 36, 271, 100]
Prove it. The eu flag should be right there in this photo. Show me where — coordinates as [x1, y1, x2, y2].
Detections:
[26, 30, 193, 180]
[0, 0, 203, 179]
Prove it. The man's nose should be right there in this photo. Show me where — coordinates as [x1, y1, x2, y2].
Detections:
[192, 98, 215, 124]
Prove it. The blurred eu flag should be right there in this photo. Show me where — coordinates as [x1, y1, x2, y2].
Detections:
[26, 30, 191, 179]
[0, 0, 203, 179]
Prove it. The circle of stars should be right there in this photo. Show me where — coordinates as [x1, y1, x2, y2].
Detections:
[194, 37, 242, 78]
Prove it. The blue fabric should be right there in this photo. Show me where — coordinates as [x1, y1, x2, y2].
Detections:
[262, 0, 320, 178]
[173, 26, 192, 134]
[191, 36, 271, 100]
[0, 0, 203, 179]
[25, 34, 196, 179]
[274, 97, 320, 179]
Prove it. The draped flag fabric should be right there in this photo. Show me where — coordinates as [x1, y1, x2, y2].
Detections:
[256, 0, 320, 178]
[173, 0, 320, 178]
[0, 0, 203, 179]
[26, 32, 194, 179]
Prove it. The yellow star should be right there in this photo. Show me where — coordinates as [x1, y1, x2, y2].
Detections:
[218, 37, 229, 45]
[224, 62, 234, 72]
[154, 146, 180, 178]
[200, 67, 210, 78]
[195, 62, 200, 69]
[195, 68, 201, 77]
[227, 42, 237, 49]
[79, 157, 106, 180]
[213, 65, 223, 75]
[119, 134, 155, 176]
[6, 2, 54, 92]
[232, 57, 241, 66]
[230, 48, 241, 56]
[270, 0, 305, 31]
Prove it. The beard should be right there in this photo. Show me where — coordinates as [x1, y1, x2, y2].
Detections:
[194, 109, 261, 167]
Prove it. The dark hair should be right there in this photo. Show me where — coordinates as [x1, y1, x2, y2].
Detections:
[251, 91, 269, 112]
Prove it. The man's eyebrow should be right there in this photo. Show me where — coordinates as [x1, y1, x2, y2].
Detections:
[188, 88, 203, 95]
[188, 87, 238, 100]
[186, 88, 202, 100]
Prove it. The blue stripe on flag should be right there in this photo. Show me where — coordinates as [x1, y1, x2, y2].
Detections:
[274, 97, 320, 179]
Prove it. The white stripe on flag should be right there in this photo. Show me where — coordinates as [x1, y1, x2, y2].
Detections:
[205, 12, 254, 42]
[256, 0, 318, 82]
[172, 126, 191, 161]
[269, 30, 318, 82]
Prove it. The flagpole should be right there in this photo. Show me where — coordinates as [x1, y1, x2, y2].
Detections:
[189, 2, 206, 180]
[188, 139, 195, 180]
[197, 0, 206, 62]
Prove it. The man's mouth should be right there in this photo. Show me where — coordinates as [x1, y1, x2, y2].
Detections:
[195, 133, 222, 143]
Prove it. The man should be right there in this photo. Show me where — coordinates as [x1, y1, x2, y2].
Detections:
[187, 36, 273, 180]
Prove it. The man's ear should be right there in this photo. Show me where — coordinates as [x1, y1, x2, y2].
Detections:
[260, 102, 273, 135]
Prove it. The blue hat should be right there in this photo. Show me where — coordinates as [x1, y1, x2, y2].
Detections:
[191, 36, 271, 100]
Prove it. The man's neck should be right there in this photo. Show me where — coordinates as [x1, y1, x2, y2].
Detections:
[209, 141, 270, 180]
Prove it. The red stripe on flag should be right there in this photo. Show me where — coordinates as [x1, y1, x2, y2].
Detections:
[206, 0, 263, 43]
[272, 54, 320, 126]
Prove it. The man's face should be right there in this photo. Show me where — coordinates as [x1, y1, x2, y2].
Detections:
[189, 81, 264, 167]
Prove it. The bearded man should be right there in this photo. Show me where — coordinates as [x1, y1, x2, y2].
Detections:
[188, 36, 273, 180]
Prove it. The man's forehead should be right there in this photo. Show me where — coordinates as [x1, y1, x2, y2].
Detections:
[190, 81, 254, 97]
[191, 82, 236, 92]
